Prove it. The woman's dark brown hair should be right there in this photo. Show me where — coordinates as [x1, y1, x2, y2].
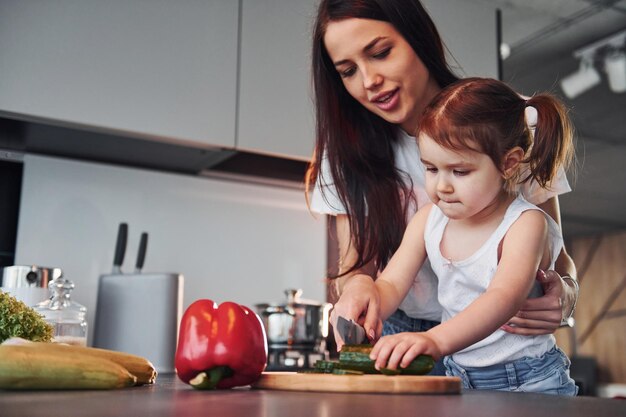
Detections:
[306, 0, 459, 276]
[418, 77, 574, 189]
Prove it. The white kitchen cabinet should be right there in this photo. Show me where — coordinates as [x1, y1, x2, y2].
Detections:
[237, 0, 318, 160]
[0, 1, 238, 148]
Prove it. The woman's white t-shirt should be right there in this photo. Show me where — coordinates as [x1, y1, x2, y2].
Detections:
[310, 128, 571, 321]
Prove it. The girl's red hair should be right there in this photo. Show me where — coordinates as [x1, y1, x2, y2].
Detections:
[418, 77, 574, 188]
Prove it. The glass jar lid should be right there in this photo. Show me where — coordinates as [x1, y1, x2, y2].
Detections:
[35, 276, 86, 322]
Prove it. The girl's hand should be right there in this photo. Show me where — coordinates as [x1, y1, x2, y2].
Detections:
[330, 274, 382, 350]
[369, 332, 442, 371]
[501, 269, 570, 335]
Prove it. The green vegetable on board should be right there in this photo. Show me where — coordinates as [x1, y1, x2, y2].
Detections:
[304, 344, 435, 376]
[339, 344, 434, 375]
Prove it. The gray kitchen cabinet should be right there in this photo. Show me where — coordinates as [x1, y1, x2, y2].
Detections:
[0, 1, 238, 148]
[237, 0, 317, 160]
[423, 0, 498, 79]
[236, 0, 498, 161]
[0, 0, 497, 165]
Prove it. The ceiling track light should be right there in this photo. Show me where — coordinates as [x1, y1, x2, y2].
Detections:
[560, 29, 626, 99]
[561, 52, 601, 99]
[605, 48, 626, 93]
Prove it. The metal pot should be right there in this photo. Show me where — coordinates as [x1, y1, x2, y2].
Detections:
[0, 265, 63, 306]
[255, 289, 331, 348]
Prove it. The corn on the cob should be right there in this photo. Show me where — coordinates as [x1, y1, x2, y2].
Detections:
[0, 345, 136, 390]
[15, 342, 157, 385]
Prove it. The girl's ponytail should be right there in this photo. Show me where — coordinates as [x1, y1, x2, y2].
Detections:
[524, 94, 574, 187]
[419, 77, 574, 192]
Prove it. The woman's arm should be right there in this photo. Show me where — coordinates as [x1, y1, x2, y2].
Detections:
[332, 214, 378, 293]
[329, 214, 380, 349]
[503, 196, 579, 334]
[331, 205, 430, 348]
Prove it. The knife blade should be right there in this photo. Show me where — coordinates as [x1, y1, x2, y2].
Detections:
[336, 315, 367, 345]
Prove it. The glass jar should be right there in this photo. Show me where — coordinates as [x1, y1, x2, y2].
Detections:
[35, 276, 87, 346]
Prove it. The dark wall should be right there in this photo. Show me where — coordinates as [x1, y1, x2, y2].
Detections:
[0, 160, 22, 267]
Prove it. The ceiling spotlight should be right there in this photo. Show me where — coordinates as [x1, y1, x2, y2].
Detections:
[560, 55, 601, 99]
[605, 49, 626, 93]
[560, 29, 626, 100]
[500, 43, 511, 60]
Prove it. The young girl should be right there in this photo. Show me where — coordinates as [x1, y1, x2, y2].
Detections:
[369, 77, 578, 395]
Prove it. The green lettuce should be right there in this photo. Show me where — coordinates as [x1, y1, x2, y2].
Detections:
[0, 290, 53, 344]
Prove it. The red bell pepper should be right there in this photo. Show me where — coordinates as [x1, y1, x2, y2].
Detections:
[175, 299, 268, 389]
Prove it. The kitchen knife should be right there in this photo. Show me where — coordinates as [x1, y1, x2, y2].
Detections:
[112, 222, 128, 274]
[336, 315, 367, 345]
[134, 232, 148, 273]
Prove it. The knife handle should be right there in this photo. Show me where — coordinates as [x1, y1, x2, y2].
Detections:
[135, 232, 148, 272]
[113, 222, 128, 273]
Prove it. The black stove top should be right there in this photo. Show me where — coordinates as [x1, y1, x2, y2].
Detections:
[265, 342, 328, 371]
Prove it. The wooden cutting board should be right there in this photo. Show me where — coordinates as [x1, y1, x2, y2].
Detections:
[253, 372, 461, 394]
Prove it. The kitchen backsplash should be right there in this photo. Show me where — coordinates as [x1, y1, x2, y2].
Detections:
[14, 154, 327, 344]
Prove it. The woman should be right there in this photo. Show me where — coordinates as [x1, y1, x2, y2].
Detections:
[305, 0, 578, 372]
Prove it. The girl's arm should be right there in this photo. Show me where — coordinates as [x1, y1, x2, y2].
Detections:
[504, 196, 578, 334]
[375, 205, 431, 320]
[371, 210, 549, 369]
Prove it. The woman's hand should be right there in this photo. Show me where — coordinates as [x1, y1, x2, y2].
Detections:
[369, 332, 442, 371]
[330, 274, 382, 350]
[501, 269, 575, 335]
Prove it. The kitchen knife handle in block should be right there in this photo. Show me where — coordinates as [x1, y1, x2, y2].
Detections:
[113, 223, 128, 274]
[135, 233, 148, 273]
